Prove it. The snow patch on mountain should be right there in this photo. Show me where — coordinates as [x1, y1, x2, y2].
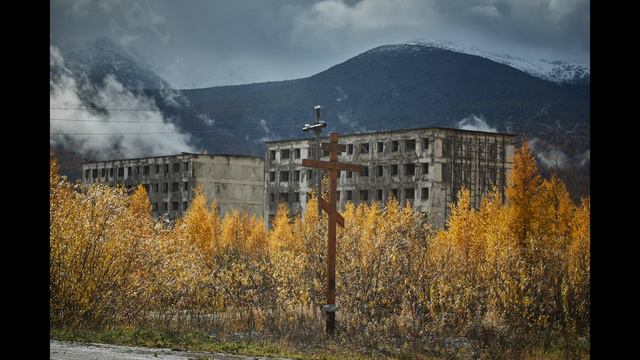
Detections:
[373, 40, 589, 84]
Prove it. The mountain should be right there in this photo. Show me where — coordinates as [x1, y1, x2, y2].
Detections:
[62, 37, 171, 90]
[163, 42, 589, 158]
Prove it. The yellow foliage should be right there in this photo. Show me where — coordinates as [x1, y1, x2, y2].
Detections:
[50, 143, 589, 351]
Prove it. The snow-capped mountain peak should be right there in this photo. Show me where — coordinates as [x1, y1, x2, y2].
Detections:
[399, 40, 589, 84]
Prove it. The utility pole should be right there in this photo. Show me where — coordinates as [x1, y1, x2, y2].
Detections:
[303, 105, 326, 217]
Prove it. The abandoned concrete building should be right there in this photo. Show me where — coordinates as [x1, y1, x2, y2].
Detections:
[264, 127, 515, 228]
[81, 153, 264, 219]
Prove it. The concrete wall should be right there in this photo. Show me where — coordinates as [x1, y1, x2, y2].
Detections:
[193, 155, 264, 218]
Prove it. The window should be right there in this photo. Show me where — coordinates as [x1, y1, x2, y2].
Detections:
[377, 142, 384, 153]
[143, 184, 149, 193]
[163, 202, 168, 212]
[359, 143, 369, 153]
[279, 192, 289, 203]
[307, 169, 313, 180]
[347, 144, 353, 155]
[391, 189, 399, 200]
[376, 189, 383, 201]
[422, 163, 429, 175]
[423, 138, 429, 150]
[322, 149, 329, 157]
[118, 167, 124, 177]
[294, 170, 300, 182]
[92, 169, 97, 179]
[363, 166, 369, 177]
[422, 187, 429, 200]
[270, 150, 276, 160]
[172, 182, 179, 192]
[270, 192, 275, 203]
[346, 190, 353, 201]
[155, 165, 160, 174]
[281, 149, 290, 159]
[294, 192, 300, 203]
[294, 148, 301, 159]
[154, 183, 159, 192]
[183, 182, 189, 191]
[360, 190, 368, 202]
[280, 171, 289, 182]
[270, 171, 276, 182]
[405, 163, 416, 176]
[392, 141, 399, 152]
[164, 164, 169, 174]
[377, 165, 383, 177]
[84, 169, 90, 180]
[405, 139, 416, 151]
[109, 168, 114, 178]
[183, 162, 189, 171]
[153, 202, 158, 211]
[183, 201, 188, 211]
[135, 166, 140, 175]
[346, 171, 352, 178]
[405, 188, 415, 202]
[101, 168, 106, 178]
[392, 164, 398, 176]
[143, 166, 149, 175]
[173, 163, 180, 172]
[163, 183, 168, 193]
[127, 167, 132, 176]
[172, 202, 179, 211]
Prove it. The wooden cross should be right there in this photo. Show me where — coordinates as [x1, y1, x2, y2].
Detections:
[302, 132, 365, 335]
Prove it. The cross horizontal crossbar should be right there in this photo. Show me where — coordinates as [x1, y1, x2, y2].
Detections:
[302, 159, 365, 173]
[320, 198, 344, 227]
[321, 142, 346, 153]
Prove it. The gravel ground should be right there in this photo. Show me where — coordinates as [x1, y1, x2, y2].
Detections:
[50, 340, 293, 360]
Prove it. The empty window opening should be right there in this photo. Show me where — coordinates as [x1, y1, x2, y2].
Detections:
[405, 188, 415, 202]
[422, 187, 429, 200]
[405, 163, 416, 176]
[405, 139, 416, 152]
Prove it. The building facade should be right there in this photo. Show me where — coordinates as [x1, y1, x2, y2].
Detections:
[264, 127, 515, 228]
[82, 153, 264, 219]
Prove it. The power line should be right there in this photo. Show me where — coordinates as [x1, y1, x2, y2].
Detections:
[50, 118, 167, 124]
[50, 107, 162, 112]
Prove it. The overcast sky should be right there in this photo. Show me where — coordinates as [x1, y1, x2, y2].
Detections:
[51, 0, 590, 89]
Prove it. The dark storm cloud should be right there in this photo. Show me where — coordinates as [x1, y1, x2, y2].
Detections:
[51, 0, 589, 88]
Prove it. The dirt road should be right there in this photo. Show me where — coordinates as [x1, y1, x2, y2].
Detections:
[50, 340, 293, 360]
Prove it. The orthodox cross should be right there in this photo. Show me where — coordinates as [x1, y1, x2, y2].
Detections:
[302, 132, 365, 335]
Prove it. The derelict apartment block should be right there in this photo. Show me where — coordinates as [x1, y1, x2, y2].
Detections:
[81, 153, 264, 219]
[264, 127, 515, 228]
